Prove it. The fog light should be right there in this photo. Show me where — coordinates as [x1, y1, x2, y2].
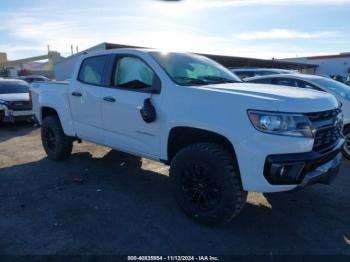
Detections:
[269, 162, 305, 184]
[278, 166, 286, 177]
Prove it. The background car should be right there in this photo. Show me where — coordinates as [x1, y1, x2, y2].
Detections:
[245, 73, 350, 159]
[0, 79, 33, 123]
[229, 68, 297, 80]
[16, 75, 50, 83]
[330, 75, 347, 83]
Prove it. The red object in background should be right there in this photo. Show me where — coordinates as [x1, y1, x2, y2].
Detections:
[18, 69, 30, 76]
[307, 53, 350, 60]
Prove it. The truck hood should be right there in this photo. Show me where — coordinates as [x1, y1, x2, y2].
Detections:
[0, 93, 29, 102]
[200, 83, 339, 113]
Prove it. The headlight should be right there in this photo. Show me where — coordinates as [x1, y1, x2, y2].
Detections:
[248, 110, 313, 138]
[336, 111, 344, 129]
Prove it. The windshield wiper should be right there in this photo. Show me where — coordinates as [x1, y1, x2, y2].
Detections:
[201, 76, 240, 83]
[174, 77, 209, 85]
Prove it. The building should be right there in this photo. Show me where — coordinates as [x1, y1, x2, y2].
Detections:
[0, 51, 64, 78]
[54, 42, 317, 81]
[281, 53, 350, 79]
[0, 52, 7, 65]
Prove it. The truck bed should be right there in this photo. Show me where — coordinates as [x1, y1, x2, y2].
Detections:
[30, 81, 70, 126]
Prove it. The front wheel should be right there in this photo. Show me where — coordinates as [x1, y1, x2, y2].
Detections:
[41, 116, 73, 161]
[170, 143, 247, 224]
[343, 126, 350, 160]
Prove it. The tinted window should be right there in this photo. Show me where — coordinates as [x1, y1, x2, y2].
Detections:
[295, 80, 323, 91]
[256, 71, 279, 76]
[78, 55, 108, 85]
[0, 81, 29, 94]
[113, 56, 154, 89]
[271, 78, 297, 87]
[31, 77, 48, 82]
[234, 71, 255, 79]
[23, 77, 48, 83]
[251, 78, 272, 84]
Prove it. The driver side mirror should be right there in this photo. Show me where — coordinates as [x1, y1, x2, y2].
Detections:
[149, 75, 161, 94]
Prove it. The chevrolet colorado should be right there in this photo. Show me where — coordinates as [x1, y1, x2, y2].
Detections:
[31, 49, 345, 224]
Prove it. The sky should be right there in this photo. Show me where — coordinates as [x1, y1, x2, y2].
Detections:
[0, 0, 349, 60]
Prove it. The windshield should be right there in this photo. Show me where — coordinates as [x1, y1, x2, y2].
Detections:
[150, 52, 241, 86]
[312, 78, 350, 100]
[0, 81, 29, 94]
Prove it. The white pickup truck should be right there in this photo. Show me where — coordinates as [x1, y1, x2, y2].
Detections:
[31, 49, 345, 224]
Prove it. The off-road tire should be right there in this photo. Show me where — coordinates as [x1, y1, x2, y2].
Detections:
[342, 126, 350, 160]
[170, 142, 247, 224]
[41, 115, 73, 161]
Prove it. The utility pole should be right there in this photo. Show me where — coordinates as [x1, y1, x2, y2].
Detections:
[76, 46, 79, 54]
[71, 45, 73, 56]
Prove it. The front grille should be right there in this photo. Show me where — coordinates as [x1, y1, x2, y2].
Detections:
[7, 101, 32, 111]
[313, 125, 342, 152]
[305, 109, 342, 152]
[305, 108, 341, 122]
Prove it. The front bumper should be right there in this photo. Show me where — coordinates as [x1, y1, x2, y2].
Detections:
[0, 106, 33, 122]
[264, 138, 344, 187]
[298, 152, 342, 188]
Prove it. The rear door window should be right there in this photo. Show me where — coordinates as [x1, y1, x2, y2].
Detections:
[78, 55, 108, 85]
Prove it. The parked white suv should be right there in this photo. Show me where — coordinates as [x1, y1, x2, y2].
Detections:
[31, 49, 344, 224]
[0, 79, 33, 123]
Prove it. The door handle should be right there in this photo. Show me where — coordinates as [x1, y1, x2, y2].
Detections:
[71, 91, 82, 97]
[103, 96, 116, 102]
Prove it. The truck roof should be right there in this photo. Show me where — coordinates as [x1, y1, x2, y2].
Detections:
[81, 48, 161, 56]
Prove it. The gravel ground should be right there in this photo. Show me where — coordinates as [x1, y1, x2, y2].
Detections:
[0, 122, 349, 255]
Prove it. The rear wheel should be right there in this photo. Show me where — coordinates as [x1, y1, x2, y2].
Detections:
[41, 116, 73, 161]
[343, 126, 350, 160]
[170, 143, 247, 224]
